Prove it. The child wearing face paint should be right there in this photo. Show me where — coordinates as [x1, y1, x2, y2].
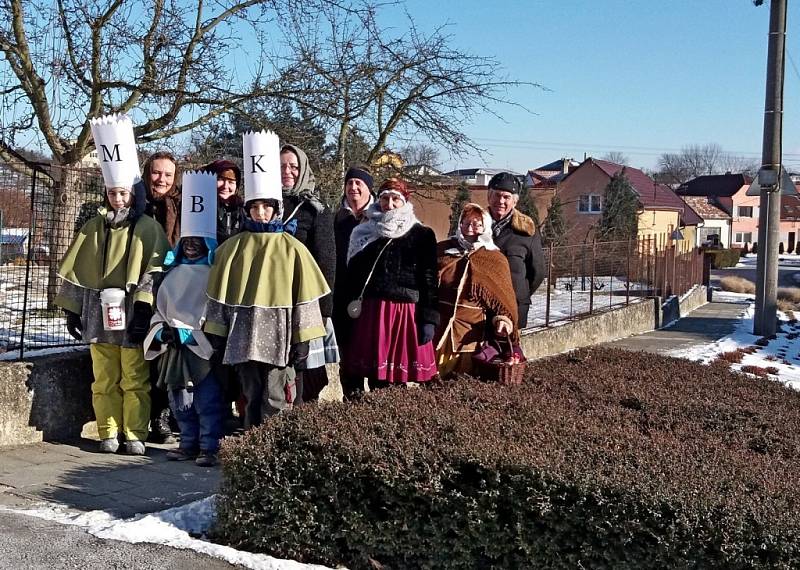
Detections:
[141, 172, 223, 466]
[143, 235, 222, 466]
[56, 114, 170, 456]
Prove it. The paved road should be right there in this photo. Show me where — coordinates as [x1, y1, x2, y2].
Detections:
[711, 256, 800, 289]
[0, 510, 239, 569]
[604, 301, 748, 355]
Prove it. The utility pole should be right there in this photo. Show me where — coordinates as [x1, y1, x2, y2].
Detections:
[754, 0, 787, 336]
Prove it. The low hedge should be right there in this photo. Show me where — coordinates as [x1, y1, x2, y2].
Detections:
[710, 248, 742, 269]
[214, 348, 800, 569]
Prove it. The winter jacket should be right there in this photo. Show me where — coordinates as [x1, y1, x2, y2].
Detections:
[492, 209, 546, 324]
[283, 194, 336, 318]
[217, 195, 244, 244]
[343, 223, 440, 328]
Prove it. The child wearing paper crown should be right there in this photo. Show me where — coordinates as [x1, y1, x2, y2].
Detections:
[55, 114, 169, 456]
[143, 172, 222, 467]
[203, 131, 330, 428]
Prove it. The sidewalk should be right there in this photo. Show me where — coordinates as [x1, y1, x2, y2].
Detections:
[604, 300, 749, 355]
[0, 304, 750, 518]
[0, 439, 220, 518]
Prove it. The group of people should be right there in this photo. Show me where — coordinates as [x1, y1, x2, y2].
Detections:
[56, 115, 545, 466]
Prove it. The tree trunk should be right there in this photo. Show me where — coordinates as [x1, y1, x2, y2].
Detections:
[45, 165, 84, 309]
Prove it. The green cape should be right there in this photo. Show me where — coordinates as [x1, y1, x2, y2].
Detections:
[206, 231, 330, 308]
[56, 213, 169, 307]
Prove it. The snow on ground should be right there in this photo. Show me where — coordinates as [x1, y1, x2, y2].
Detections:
[669, 298, 800, 390]
[3, 497, 338, 570]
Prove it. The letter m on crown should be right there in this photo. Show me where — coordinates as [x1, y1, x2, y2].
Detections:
[100, 144, 122, 162]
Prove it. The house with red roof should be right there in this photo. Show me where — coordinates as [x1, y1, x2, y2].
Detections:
[677, 173, 800, 251]
[680, 196, 732, 248]
[556, 158, 702, 251]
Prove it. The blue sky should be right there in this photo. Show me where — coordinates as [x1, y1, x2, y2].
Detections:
[383, 0, 800, 174]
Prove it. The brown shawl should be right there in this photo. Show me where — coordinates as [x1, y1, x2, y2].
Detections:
[147, 186, 181, 247]
[436, 238, 519, 352]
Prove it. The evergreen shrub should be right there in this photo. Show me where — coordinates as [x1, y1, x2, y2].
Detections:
[710, 248, 742, 269]
[215, 348, 800, 569]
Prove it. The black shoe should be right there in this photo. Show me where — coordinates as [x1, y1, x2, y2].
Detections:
[148, 407, 177, 444]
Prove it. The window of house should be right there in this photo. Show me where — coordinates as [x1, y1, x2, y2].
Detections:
[578, 194, 602, 213]
[699, 227, 721, 242]
[734, 232, 753, 243]
[737, 206, 754, 217]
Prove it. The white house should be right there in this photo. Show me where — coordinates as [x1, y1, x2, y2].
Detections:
[681, 196, 732, 248]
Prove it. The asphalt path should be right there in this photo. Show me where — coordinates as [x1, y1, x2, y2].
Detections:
[0, 511, 241, 570]
[711, 256, 800, 289]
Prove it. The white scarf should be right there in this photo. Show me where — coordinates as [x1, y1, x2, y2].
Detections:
[445, 207, 499, 255]
[347, 200, 419, 264]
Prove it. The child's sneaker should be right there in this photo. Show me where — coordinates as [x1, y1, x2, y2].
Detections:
[166, 448, 198, 461]
[125, 440, 146, 456]
[195, 451, 218, 467]
[99, 438, 119, 453]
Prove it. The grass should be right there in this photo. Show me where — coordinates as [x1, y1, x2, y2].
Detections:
[719, 276, 755, 295]
[777, 287, 800, 303]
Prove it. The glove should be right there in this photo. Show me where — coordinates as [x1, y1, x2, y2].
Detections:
[65, 310, 83, 341]
[289, 341, 310, 366]
[417, 323, 435, 345]
[130, 179, 147, 221]
[207, 333, 227, 363]
[159, 325, 177, 347]
[126, 302, 153, 344]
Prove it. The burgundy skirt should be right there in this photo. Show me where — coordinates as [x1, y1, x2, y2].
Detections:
[343, 298, 437, 383]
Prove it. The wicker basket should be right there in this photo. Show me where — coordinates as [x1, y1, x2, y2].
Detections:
[473, 356, 526, 385]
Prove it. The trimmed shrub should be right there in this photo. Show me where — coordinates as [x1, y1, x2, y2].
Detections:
[779, 242, 785, 254]
[752, 242, 759, 254]
[795, 241, 800, 255]
[742, 242, 750, 255]
[778, 287, 800, 304]
[719, 276, 755, 294]
[215, 348, 800, 569]
[710, 248, 742, 269]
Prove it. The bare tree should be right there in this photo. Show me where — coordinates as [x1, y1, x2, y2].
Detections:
[656, 143, 758, 186]
[268, 5, 539, 188]
[0, 0, 335, 303]
[601, 151, 629, 166]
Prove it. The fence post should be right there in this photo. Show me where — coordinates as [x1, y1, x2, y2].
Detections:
[20, 169, 38, 360]
[646, 235, 652, 292]
[589, 239, 596, 314]
[626, 236, 632, 305]
[545, 244, 553, 326]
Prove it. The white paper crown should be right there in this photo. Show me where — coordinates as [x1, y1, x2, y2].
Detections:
[180, 171, 217, 240]
[242, 130, 281, 204]
[89, 113, 141, 188]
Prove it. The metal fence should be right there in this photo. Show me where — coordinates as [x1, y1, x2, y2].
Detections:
[0, 161, 104, 358]
[0, 159, 707, 357]
[527, 235, 705, 328]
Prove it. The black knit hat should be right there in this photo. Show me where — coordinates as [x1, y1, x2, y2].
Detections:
[344, 165, 374, 191]
[488, 172, 521, 194]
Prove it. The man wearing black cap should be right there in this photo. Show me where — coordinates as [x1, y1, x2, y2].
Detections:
[487, 172, 545, 327]
[332, 164, 375, 395]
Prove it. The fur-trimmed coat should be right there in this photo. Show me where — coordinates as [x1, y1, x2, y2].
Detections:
[435, 239, 519, 353]
[493, 209, 546, 323]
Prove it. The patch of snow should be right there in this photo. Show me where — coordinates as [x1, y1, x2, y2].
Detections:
[3, 498, 339, 570]
[669, 302, 800, 390]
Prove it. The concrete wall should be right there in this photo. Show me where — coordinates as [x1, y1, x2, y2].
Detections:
[0, 349, 93, 448]
[1, 288, 708, 446]
[519, 298, 659, 361]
